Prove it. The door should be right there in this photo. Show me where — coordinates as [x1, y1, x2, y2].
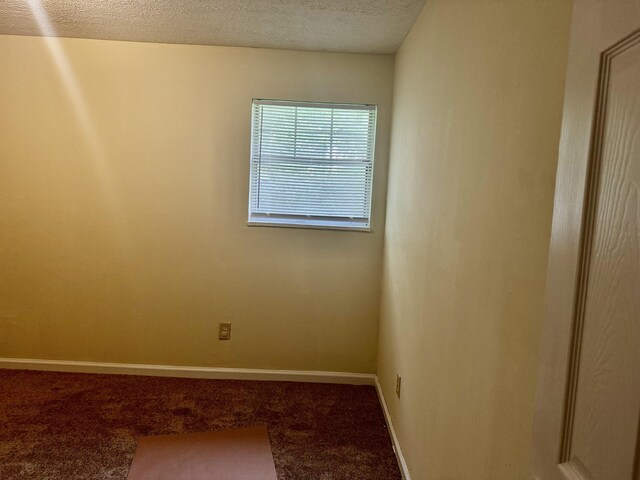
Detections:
[531, 1, 640, 480]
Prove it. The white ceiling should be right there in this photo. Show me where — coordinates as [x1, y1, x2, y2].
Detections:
[0, 0, 427, 54]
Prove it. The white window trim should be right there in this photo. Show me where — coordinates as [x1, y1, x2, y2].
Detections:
[247, 99, 377, 232]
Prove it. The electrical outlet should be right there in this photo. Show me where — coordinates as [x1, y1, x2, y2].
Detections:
[219, 323, 231, 340]
[396, 373, 402, 398]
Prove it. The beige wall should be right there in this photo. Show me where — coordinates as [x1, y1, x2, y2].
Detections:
[0, 35, 393, 373]
[377, 1, 572, 478]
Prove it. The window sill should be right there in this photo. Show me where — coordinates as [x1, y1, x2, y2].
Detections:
[247, 221, 372, 233]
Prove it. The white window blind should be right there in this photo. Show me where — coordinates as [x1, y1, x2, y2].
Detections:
[248, 99, 377, 230]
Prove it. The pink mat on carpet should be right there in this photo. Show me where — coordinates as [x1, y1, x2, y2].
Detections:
[126, 425, 278, 480]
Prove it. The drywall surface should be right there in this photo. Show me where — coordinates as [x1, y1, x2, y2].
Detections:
[377, 0, 572, 478]
[0, 35, 393, 373]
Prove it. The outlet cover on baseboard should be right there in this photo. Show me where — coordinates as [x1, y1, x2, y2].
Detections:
[219, 323, 231, 340]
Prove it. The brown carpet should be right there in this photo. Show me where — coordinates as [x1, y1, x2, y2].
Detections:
[0, 369, 402, 479]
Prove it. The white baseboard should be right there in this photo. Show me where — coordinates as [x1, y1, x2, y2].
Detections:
[375, 377, 412, 480]
[0, 357, 376, 385]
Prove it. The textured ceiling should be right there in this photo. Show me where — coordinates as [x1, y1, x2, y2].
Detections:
[0, 0, 427, 54]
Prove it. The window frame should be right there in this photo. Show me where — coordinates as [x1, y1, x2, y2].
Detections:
[247, 98, 377, 232]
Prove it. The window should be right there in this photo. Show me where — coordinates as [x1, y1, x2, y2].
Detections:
[248, 99, 377, 231]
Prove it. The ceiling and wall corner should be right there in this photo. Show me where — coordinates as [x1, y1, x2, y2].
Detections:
[0, 0, 427, 54]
